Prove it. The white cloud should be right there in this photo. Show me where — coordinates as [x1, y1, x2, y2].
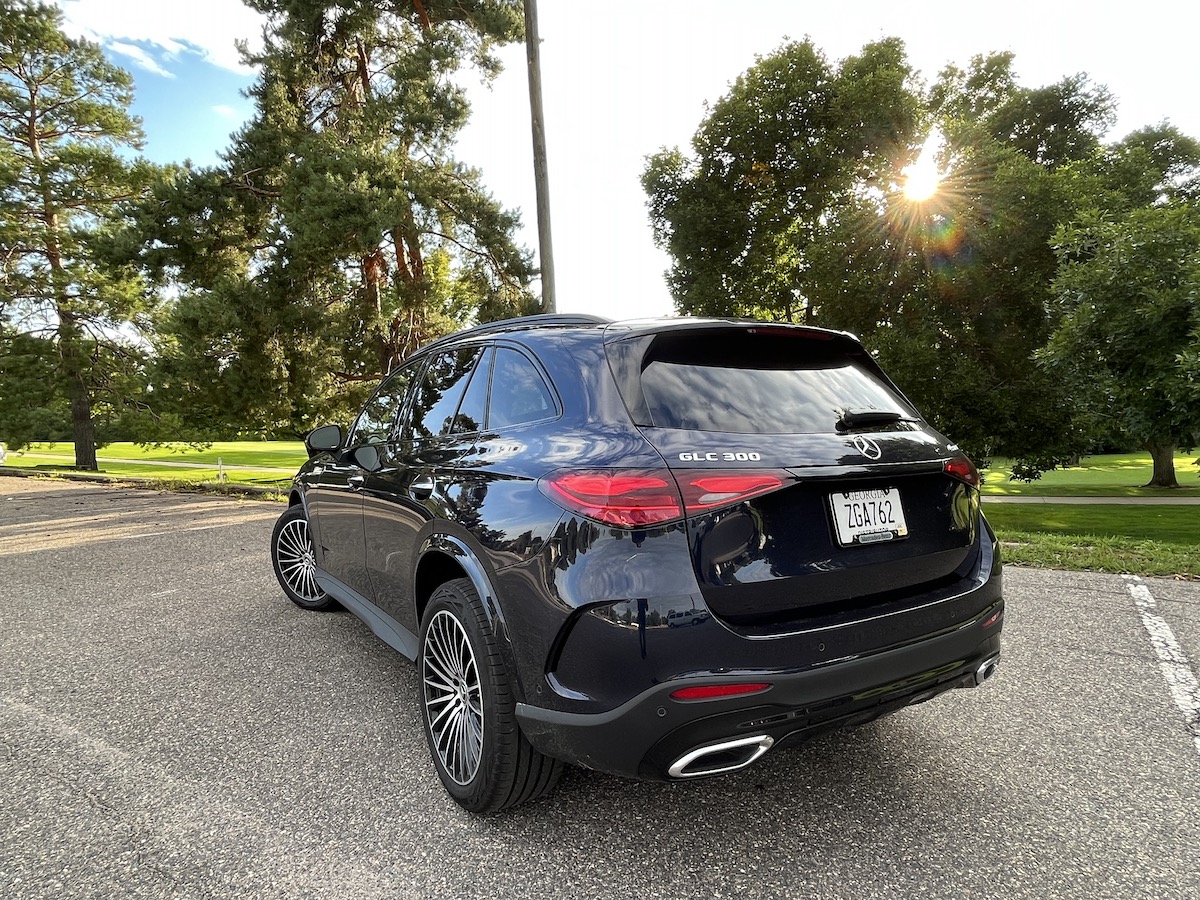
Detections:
[212, 105, 238, 119]
[56, 0, 265, 74]
[107, 41, 174, 79]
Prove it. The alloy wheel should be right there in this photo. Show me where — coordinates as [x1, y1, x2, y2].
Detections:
[422, 609, 485, 785]
[275, 517, 323, 603]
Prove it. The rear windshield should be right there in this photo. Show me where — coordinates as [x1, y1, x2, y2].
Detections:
[622, 330, 913, 434]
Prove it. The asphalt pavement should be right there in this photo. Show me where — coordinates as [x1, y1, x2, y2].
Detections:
[2, 477, 1198, 899]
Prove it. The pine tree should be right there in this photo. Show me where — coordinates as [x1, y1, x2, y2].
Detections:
[139, 0, 535, 437]
[0, 1, 155, 468]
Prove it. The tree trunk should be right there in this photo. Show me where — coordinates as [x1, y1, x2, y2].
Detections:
[68, 369, 99, 471]
[361, 249, 391, 372]
[59, 324, 98, 470]
[1144, 441, 1178, 488]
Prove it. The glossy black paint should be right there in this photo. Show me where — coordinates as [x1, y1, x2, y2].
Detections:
[285, 315, 1004, 781]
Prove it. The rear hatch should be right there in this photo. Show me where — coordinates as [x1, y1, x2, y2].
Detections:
[605, 322, 982, 627]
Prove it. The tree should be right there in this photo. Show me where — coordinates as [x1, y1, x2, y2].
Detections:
[872, 125, 1086, 472]
[642, 38, 923, 323]
[1044, 203, 1200, 487]
[1058, 123, 1200, 216]
[876, 53, 1118, 472]
[0, 1, 155, 468]
[643, 42, 1122, 472]
[133, 0, 536, 438]
[931, 52, 1114, 171]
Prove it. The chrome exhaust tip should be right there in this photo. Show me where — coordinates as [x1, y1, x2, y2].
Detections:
[668, 734, 775, 779]
[974, 653, 1000, 687]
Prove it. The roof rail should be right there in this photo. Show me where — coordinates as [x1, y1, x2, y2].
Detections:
[416, 313, 612, 355]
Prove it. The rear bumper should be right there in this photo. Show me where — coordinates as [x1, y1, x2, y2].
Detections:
[516, 601, 1002, 780]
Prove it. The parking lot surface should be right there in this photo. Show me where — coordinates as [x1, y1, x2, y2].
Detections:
[2, 477, 1198, 899]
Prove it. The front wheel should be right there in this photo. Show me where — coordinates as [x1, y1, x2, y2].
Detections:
[419, 578, 562, 813]
[270, 505, 336, 611]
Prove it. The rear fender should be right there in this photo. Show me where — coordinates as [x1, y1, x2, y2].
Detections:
[416, 533, 527, 703]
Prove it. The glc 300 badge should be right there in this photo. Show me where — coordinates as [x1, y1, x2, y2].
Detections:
[678, 451, 763, 462]
[852, 435, 882, 460]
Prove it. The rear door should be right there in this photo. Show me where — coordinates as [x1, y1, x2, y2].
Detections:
[605, 324, 980, 625]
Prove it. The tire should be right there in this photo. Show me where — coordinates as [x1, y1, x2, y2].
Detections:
[270, 505, 336, 611]
[418, 578, 562, 813]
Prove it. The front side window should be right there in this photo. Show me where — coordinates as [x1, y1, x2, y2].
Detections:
[347, 363, 418, 446]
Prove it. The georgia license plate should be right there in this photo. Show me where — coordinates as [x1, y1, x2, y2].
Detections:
[830, 488, 909, 546]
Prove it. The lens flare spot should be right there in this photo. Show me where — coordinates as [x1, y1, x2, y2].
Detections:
[902, 130, 944, 201]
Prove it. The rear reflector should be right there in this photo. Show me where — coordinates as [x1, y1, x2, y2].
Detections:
[944, 455, 981, 488]
[670, 683, 772, 701]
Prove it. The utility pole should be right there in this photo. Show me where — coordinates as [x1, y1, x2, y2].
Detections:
[523, 0, 555, 312]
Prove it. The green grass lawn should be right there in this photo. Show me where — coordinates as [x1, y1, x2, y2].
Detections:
[4, 442, 1197, 577]
[984, 503, 1199, 577]
[982, 451, 1200, 497]
[9, 440, 307, 468]
[3, 441, 306, 487]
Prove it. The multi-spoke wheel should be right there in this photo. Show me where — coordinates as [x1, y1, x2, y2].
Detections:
[270, 505, 335, 610]
[418, 578, 562, 813]
[422, 609, 485, 785]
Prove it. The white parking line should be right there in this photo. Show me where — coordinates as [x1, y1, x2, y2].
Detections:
[1123, 574, 1200, 757]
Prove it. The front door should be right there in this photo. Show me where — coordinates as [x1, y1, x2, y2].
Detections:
[310, 363, 419, 601]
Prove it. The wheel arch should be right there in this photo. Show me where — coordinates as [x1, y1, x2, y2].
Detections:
[415, 534, 527, 703]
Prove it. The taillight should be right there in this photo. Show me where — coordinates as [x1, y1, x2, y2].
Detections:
[540, 468, 790, 528]
[676, 472, 785, 511]
[541, 470, 684, 527]
[944, 455, 981, 488]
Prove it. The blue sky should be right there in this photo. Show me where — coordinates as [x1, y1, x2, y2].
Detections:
[125, 54, 254, 167]
[56, 1, 1200, 321]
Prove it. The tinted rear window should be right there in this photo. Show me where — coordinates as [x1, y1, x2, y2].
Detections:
[630, 330, 913, 434]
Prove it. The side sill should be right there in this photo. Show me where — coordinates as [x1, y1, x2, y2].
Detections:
[315, 570, 419, 661]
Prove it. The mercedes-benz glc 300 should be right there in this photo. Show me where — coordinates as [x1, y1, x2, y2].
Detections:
[271, 315, 1003, 813]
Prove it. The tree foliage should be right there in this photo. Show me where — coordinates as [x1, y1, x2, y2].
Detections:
[643, 42, 1127, 472]
[131, 0, 535, 438]
[0, 0, 158, 466]
[643, 38, 922, 323]
[1044, 203, 1200, 486]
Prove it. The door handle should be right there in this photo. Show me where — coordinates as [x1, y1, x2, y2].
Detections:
[347, 474, 365, 491]
[410, 476, 436, 500]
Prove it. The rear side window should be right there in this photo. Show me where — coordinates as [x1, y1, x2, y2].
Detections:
[449, 346, 492, 435]
[627, 330, 913, 434]
[408, 347, 483, 440]
[489, 347, 556, 429]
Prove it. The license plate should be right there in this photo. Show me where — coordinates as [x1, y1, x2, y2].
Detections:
[830, 488, 908, 547]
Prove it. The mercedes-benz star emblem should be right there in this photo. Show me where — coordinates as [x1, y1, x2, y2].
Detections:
[852, 435, 883, 460]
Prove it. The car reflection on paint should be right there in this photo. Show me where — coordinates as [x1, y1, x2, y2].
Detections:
[667, 608, 712, 627]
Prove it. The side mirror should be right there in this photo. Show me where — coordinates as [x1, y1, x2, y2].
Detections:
[304, 424, 343, 458]
[350, 444, 383, 473]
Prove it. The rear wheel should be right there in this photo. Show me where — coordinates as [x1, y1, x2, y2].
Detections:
[271, 505, 336, 611]
[419, 578, 562, 813]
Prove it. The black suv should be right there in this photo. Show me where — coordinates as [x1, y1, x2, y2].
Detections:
[271, 315, 1003, 813]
